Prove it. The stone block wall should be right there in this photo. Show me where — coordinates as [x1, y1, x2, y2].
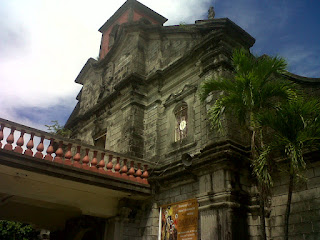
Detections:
[268, 160, 320, 239]
[156, 181, 199, 206]
[123, 221, 141, 240]
[246, 160, 320, 240]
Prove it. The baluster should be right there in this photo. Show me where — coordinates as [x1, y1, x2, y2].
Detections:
[106, 155, 113, 174]
[135, 163, 142, 183]
[53, 141, 64, 163]
[24, 133, 34, 156]
[4, 127, 15, 151]
[34, 136, 45, 159]
[82, 148, 90, 170]
[73, 146, 81, 168]
[114, 157, 121, 175]
[0, 123, 4, 148]
[98, 152, 106, 174]
[64, 143, 73, 166]
[121, 159, 128, 179]
[142, 164, 149, 184]
[128, 161, 135, 178]
[14, 130, 25, 154]
[90, 151, 98, 172]
[44, 138, 54, 161]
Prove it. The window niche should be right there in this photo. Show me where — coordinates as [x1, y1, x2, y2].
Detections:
[174, 102, 188, 142]
[92, 119, 107, 149]
[94, 132, 107, 148]
[163, 84, 197, 148]
[108, 24, 119, 49]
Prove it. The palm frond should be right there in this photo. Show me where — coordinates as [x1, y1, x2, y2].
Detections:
[259, 97, 320, 176]
[232, 48, 255, 76]
[199, 77, 236, 102]
[254, 55, 287, 85]
[252, 146, 274, 188]
[207, 99, 225, 131]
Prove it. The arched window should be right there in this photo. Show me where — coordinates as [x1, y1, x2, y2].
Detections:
[174, 103, 188, 142]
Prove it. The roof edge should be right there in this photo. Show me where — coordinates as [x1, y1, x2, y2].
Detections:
[283, 71, 320, 84]
[98, 0, 167, 33]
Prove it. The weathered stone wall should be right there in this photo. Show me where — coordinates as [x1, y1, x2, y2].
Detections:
[268, 160, 320, 239]
[245, 160, 320, 240]
[145, 33, 199, 76]
[72, 82, 146, 157]
[143, 56, 235, 164]
[79, 69, 102, 115]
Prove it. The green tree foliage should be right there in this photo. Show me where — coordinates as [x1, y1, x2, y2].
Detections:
[45, 120, 71, 137]
[257, 97, 320, 240]
[0, 220, 38, 240]
[199, 48, 293, 240]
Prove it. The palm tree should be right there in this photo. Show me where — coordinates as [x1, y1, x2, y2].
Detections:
[257, 97, 320, 240]
[199, 48, 292, 240]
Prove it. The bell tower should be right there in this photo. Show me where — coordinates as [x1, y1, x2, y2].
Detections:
[98, 0, 167, 59]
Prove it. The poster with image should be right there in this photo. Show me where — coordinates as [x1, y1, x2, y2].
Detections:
[160, 199, 198, 240]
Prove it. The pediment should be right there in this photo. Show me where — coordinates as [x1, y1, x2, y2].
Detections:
[164, 84, 197, 107]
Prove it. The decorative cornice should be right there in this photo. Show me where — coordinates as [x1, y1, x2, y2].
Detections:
[148, 140, 251, 183]
[164, 84, 198, 107]
[74, 58, 97, 85]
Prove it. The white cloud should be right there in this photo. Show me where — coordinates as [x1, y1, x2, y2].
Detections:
[280, 45, 320, 78]
[0, 0, 212, 128]
[1, 0, 319, 130]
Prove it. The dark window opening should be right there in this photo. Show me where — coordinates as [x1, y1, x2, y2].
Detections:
[94, 133, 106, 148]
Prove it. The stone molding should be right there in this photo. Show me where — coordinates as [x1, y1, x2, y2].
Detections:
[164, 84, 197, 108]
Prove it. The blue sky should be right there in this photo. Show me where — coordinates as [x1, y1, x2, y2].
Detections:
[213, 0, 320, 78]
[0, 0, 319, 131]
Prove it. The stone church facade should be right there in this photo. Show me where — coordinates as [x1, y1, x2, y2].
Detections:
[64, 0, 320, 239]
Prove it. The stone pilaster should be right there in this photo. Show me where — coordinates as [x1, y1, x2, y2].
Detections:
[196, 154, 250, 240]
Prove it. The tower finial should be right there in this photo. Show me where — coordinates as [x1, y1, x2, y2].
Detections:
[208, 6, 215, 20]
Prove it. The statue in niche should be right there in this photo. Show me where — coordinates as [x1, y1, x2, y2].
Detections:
[208, 6, 215, 20]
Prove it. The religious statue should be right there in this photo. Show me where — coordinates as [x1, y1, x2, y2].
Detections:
[208, 6, 215, 20]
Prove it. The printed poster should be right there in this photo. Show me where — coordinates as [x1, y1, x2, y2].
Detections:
[160, 198, 198, 240]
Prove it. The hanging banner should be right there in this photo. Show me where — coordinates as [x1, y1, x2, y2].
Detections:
[160, 198, 198, 240]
